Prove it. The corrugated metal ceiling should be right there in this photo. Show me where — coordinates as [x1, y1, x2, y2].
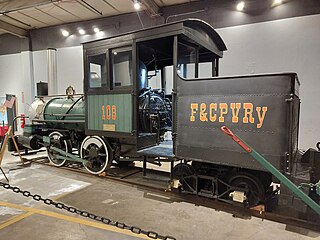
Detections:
[0, 0, 199, 36]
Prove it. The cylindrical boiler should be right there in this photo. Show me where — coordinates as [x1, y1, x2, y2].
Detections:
[43, 97, 85, 130]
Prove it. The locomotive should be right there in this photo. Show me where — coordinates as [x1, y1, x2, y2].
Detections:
[18, 19, 320, 213]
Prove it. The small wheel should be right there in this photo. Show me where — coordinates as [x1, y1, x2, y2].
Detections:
[47, 131, 71, 167]
[229, 172, 265, 207]
[172, 163, 196, 192]
[80, 136, 112, 174]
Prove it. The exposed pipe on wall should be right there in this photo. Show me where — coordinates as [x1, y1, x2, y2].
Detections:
[165, 9, 205, 23]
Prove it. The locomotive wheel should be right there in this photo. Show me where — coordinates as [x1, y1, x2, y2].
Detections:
[80, 136, 112, 175]
[229, 172, 265, 207]
[47, 131, 72, 167]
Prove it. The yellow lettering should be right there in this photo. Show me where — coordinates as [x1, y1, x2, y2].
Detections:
[243, 103, 254, 123]
[256, 106, 268, 128]
[106, 105, 111, 120]
[190, 103, 198, 122]
[112, 105, 117, 120]
[200, 103, 208, 122]
[102, 105, 105, 120]
[219, 103, 228, 122]
[230, 103, 241, 123]
[209, 103, 217, 122]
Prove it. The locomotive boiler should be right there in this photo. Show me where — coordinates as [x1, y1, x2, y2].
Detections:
[18, 19, 320, 214]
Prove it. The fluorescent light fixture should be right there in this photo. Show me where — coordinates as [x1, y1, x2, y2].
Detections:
[134, 1, 141, 10]
[93, 27, 100, 33]
[78, 29, 85, 35]
[236, 1, 245, 11]
[61, 29, 69, 37]
[274, 0, 282, 5]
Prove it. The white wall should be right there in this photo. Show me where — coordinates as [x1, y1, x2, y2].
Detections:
[0, 52, 33, 116]
[33, 50, 48, 86]
[33, 46, 84, 95]
[217, 14, 320, 149]
[56, 46, 83, 94]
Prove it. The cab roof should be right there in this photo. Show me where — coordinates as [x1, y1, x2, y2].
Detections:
[83, 19, 227, 58]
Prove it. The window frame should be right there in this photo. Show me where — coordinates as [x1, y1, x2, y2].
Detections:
[177, 36, 219, 80]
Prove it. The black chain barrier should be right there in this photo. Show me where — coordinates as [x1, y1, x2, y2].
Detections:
[0, 181, 176, 240]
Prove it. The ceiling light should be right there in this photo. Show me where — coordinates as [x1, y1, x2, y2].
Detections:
[93, 27, 100, 33]
[274, 0, 282, 5]
[61, 29, 69, 37]
[113, 52, 118, 55]
[78, 29, 85, 35]
[134, 1, 141, 10]
[236, 1, 245, 11]
[97, 31, 104, 37]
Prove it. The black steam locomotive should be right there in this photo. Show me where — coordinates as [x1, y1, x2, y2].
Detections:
[18, 19, 319, 213]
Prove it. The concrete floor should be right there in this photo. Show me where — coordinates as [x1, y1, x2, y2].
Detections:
[0, 150, 319, 240]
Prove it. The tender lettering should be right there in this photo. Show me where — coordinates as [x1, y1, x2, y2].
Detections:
[189, 102, 268, 129]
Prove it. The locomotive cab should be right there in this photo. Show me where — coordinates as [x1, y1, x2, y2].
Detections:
[83, 19, 226, 161]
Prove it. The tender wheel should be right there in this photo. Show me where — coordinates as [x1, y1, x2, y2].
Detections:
[229, 172, 265, 207]
[47, 131, 71, 167]
[172, 163, 196, 192]
[80, 136, 112, 174]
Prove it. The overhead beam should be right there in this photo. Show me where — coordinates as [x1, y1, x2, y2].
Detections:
[141, 0, 160, 17]
[0, 20, 27, 37]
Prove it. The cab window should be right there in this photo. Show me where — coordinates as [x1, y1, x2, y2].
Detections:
[88, 53, 107, 88]
[111, 47, 132, 88]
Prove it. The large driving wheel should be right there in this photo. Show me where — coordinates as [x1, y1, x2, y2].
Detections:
[47, 131, 71, 167]
[229, 172, 265, 207]
[80, 136, 112, 175]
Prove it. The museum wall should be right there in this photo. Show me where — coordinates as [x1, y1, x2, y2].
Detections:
[32, 46, 84, 94]
[0, 51, 33, 116]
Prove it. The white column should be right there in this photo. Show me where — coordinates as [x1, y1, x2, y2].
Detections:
[47, 48, 57, 95]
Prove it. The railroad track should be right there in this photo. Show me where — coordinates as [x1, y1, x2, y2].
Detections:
[19, 155, 320, 233]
